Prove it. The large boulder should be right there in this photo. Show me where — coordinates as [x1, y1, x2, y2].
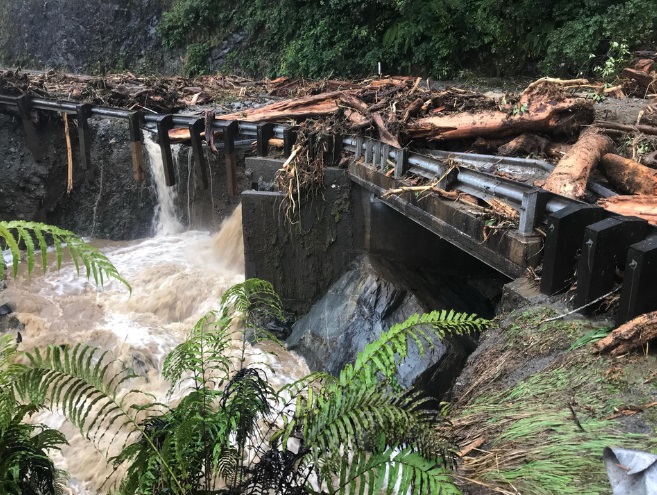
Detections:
[286, 255, 500, 398]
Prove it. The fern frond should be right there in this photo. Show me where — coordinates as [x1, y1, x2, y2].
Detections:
[163, 310, 234, 393]
[13, 343, 188, 493]
[220, 279, 285, 343]
[324, 447, 461, 495]
[350, 310, 490, 386]
[0, 220, 130, 291]
[299, 380, 442, 463]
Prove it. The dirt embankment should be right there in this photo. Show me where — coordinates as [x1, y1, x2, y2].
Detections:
[450, 280, 657, 495]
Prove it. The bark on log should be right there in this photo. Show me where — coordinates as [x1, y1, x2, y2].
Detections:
[496, 133, 571, 158]
[592, 310, 657, 355]
[599, 153, 657, 195]
[542, 129, 614, 199]
[372, 113, 401, 148]
[407, 98, 593, 140]
[498, 133, 550, 156]
[216, 90, 353, 122]
[598, 195, 657, 225]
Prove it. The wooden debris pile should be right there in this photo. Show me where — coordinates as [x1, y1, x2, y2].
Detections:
[0, 69, 273, 113]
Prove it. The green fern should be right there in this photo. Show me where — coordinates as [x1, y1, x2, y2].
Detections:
[326, 447, 461, 495]
[4, 279, 484, 495]
[350, 310, 490, 387]
[0, 220, 130, 291]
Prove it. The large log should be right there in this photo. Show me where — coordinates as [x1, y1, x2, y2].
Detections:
[598, 195, 657, 225]
[407, 98, 593, 140]
[542, 129, 613, 199]
[592, 310, 657, 355]
[599, 153, 657, 195]
[216, 90, 352, 122]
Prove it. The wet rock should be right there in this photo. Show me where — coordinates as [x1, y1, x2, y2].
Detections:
[286, 255, 499, 399]
[0, 303, 24, 334]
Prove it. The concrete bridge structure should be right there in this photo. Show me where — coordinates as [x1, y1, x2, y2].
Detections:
[2, 91, 657, 327]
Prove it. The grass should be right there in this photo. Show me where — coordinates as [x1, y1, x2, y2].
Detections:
[451, 306, 657, 495]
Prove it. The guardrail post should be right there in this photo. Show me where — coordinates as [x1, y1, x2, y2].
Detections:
[75, 103, 92, 176]
[14, 94, 43, 161]
[187, 118, 208, 190]
[574, 216, 648, 314]
[153, 114, 176, 187]
[257, 123, 274, 157]
[518, 189, 550, 236]
[283, 126, 298, 157]
[394, 148, 408, 179]
[354, 137, 364, 161]
[379, 144, 390, 171]
[128, 111, 144, 181]
[224, 121, 239, 196]
[540, 205, 607, 295]
[372, 142, 381, 170]
[364, 140, 374, 165]
[617, 236, 657, 325]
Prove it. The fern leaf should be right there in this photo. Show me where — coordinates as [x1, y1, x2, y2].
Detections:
[325, 448, 461, 495]
[0, 221, 130, 291]
[351, 310, 490, 385]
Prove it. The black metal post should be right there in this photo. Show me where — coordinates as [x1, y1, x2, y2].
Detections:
[188, 118, 208, 190]
[256, 123, 274, 157]
[224, 121, 239, 196]
[574, 216, 648, 314]
[539, 205, 608, 295]
[617, 236, 657, 325]
[153, 114, 176, 187]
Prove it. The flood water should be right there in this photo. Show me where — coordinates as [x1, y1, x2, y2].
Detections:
[2, 138, 309, 493]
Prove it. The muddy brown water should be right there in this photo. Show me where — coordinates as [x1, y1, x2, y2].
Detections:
[2, 141, 309, 494]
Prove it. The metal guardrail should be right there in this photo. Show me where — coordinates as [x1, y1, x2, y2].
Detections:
[3, 91, 657, 325]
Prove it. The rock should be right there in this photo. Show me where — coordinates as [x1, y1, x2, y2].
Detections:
[286, 255, 498, 399]
[0, 303, 12, 316]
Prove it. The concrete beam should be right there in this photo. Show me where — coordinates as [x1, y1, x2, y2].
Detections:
[349, 161, 542, 278]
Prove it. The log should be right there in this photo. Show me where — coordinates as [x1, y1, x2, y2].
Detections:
[498, 133, 550, 156]
[622, 68, 657, 91]
[216, 90, 353, 122]
[407, 98, 593, 141]
[372, 113, 401, 148]
[596, 121, 657, 136]
[402, 97, 423, 122]
[599, 153, 657, 195]
[598, 195, 657, 225]
[592, 310, 657, 355]
[542, 129, 613, 199]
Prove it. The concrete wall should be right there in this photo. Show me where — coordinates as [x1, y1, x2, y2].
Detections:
[242, 161, 364, 313]
[241, 157, 505, 314]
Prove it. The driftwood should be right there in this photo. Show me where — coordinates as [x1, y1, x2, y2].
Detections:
[596, 121, 657, 136]
[407, 98, 593, 140]
[599, 153, 657, 195]
[592, 310, 657, 355]
[542, 129, 613, 199]
[216, 90, 349, 122]
[598, 195, 657, 225]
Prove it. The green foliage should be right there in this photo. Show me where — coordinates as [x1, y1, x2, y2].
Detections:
[0, 220, 130, 291]
[158, 0, 657, 79]
[0, 335, 68, 495]
[4, 278, 489, 494]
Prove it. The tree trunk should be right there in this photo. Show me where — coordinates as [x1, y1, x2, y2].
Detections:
[598, 195, 657, 225]
[542, 129, 613, 199]
[407, 99, 593, 140]
[599, 153, 657, 195]
[592, 310, 657, 355]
